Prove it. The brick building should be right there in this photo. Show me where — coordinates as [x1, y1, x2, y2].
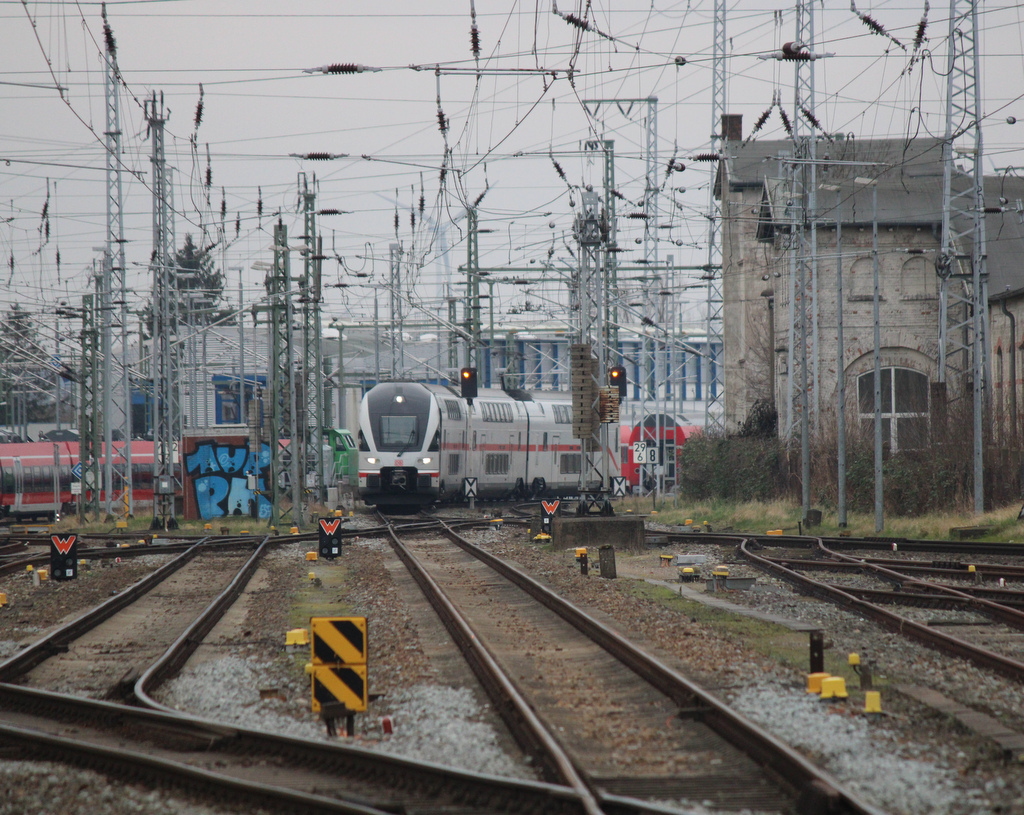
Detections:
[719, 127, 1024, 457]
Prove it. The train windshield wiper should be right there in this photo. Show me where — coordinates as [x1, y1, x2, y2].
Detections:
[397, 430, 417, 457]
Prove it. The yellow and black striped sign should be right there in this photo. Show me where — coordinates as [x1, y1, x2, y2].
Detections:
[310, 616, 367, 665]
[311, 664, 368, 713]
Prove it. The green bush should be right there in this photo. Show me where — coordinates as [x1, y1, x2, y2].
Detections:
[678, 433, 786, 502]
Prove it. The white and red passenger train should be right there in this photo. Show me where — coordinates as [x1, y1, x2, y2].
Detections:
[356, 381, 700, 509]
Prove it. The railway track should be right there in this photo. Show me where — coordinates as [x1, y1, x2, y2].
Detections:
[382, 513, 885, 815]
[737, 536, 1024, 684]
[0, 527, 618, 815]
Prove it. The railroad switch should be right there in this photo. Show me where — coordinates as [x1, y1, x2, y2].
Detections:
[848, 652, 874, 690]
[286, 629, 310, 648]
[806, 672, 830, 694]
[819, 676, 848, 700]
[575, 547, 589, 576]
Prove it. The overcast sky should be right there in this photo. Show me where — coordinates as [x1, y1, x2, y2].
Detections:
[3, 1, 1023, 349]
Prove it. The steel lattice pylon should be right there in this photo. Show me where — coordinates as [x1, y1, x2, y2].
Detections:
[102, 46, 133, 519]
[938, 0, 987, 514]
[78, 294, 101, 520]
[268, 222, 302, 528]
[703, 0, 726, 435]
[299, 175, 325, 503]
[146, 92, 179, 530]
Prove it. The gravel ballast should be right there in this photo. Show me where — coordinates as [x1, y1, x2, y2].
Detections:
[4, 521, 1024, 813]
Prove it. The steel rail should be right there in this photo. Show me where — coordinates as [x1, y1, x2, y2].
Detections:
[0, 537, 216, 681]
[813, 540, 1024, 632]
[740, 539, 1024, 684]
[380, 514, 606, 815]
[430, 520, 885, 815]
[0, 720, 390, 815]
[0, 682, 585, 815]
[134, 535, 275, 709]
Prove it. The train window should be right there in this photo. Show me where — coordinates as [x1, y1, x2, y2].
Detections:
[380, 416, 418, 449]
[480, 402, 514, 423]
[447, 453, 460, 474]
[444, 399, 462, 420]
[542, 432, 548, 451]
[342, 433, 356, 450]
[358, 429, 370, 451]
[485, 453, 510, 475]
[559, 453, 581, 474]
[552, 405, 572, 424]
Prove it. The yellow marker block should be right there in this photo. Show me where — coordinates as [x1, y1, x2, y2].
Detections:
[533, 532, 551, 541]
[819, 676, 848, 699]
[334, 509, 343, 517]
[306, 551, 318, 561]
[684, 519, 693, 525]
[308, 571, 317, 581]
[203, 523, 213, 531]
[651, 510, 658, 515]
[348, 510, 354, 517]
[115, 520, 128, 529]
[848, 652, 861, 667]
[37, 569, 48, 581]
[968, 564, 976, 573]
[137, 539, 146, 545]
[25, 565, 33, 572]
[864, 691, 882, 713]
[806, 672, 830, 694]
[152, 534, 159, 540]
[766, 529, 784, 535]
[575, 547, 588, 558]
[0, 593, 7, 606]
[291, 526, 300, 535]
[240, 530, 250, 534]
[285, 628, 310, 646]
[119, 543, 130, 549]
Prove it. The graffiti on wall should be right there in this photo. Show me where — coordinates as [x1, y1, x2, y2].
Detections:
[185, 440, 271, 519]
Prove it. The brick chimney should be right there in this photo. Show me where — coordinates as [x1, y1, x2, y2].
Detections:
[721, 114, 742, 142]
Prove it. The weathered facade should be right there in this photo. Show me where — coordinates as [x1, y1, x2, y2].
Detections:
[719, 127, 1024, 460]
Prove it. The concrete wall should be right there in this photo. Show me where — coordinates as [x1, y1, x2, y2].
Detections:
[550, 516, 645, 552]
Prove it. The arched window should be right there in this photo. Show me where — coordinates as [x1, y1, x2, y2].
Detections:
[900, 256, 935, 300]
[847, 257, 875, 300]
[857, 367, 929, 450]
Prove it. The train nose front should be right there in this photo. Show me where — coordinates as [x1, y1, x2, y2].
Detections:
[383, 466, 416, 492]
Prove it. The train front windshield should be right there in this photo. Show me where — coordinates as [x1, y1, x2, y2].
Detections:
[365, 384, 432, 452]
[380, 416, 418, 449]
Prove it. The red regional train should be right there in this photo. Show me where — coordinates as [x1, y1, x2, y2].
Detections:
[0, 440, 159, 519]
[619, 413, 701, 493]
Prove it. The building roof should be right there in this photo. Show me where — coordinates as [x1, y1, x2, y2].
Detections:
[722, 136, 1024, 299]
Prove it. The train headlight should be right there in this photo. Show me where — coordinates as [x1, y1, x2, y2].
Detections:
[419, 457, 432, 465]
[366, 457, 378, 465]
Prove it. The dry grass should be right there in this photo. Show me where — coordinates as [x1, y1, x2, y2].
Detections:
[617, 495, 1024, 541]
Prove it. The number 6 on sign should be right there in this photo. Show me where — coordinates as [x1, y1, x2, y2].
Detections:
[633, 441, 657, 464]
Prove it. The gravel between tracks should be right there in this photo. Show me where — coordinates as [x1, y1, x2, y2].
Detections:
[2, 523, 1024, 813]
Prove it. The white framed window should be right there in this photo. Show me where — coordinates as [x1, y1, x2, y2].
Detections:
[857, 367, 929, 451]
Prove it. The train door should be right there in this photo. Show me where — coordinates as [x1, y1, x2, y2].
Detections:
[663, 435, 677, 489]
[11, 458, 24, 515]
[550, 434, 560, 489]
